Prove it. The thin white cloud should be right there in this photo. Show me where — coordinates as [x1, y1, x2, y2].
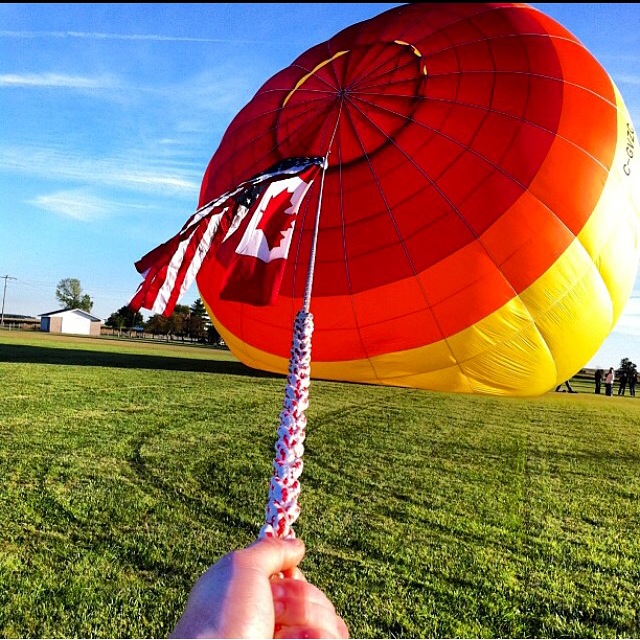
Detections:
[27, 188, 161, 221]
[28, 189, 114, 221]
[0, 72, 118, 89]
[0, 29, 295, 45]
[122, 173, 198, 191]
[0, 144, 200, 196]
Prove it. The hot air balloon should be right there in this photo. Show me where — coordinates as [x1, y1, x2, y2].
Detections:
[129, 1, 640, 538]
[187, 2, 639, 398]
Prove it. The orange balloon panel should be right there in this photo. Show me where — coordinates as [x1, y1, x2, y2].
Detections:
[197, 3, 640, 396]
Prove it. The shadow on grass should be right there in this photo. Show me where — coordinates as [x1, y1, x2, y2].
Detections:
[0, 343, 280, 378]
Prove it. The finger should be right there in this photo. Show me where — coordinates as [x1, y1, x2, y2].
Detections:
[271, 578, 335, 613]
[239, 537, 306, 577]
[272, 579, 346, 635]
[271, 579, 349, 638]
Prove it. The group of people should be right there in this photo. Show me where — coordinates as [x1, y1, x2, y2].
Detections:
[594, 368, 638, 396]
[556, 367, 638, 396]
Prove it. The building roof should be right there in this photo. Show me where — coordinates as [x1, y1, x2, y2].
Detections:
[39, 308, 102, 322]
[1, 313, 38, 321]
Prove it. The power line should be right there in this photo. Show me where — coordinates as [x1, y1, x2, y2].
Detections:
[1, 275, 18, 326]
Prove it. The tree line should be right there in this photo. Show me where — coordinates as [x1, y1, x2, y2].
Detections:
[105, 298, 222, 345]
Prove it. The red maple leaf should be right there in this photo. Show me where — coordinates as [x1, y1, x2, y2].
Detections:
[256, 188, 296, 252]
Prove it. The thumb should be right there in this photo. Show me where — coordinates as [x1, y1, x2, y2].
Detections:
[237, 537, 306, 577]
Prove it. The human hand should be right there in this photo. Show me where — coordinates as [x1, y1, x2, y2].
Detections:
[169, 536, 349, 639]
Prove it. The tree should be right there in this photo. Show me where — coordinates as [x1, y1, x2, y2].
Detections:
[190, 297, 208, 321]
[142, 301, 217, 343]
[145, 313, 171, 339]
[105, 305, 143, 335]
[55, 278, 93, 312]
[184, 311, 205, 342]
[618, 357, 638, 377]
[188, 297, 209, 342]
[189, 297, 222, 344]
[144, 306, 190, 341]
[169, 304, 190, 341]
[207, 324, 222, 346]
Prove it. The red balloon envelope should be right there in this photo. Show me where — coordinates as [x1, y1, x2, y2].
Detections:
[196, 2, 640, 396]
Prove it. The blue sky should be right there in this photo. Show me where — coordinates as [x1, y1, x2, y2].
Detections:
[1, 3, 639, 370]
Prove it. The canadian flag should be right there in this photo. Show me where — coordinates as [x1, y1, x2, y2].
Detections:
[128, 157, 323, 316]
[216, 166, 319, 306]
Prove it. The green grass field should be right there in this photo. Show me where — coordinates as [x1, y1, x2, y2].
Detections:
[1, 330, 638, 638]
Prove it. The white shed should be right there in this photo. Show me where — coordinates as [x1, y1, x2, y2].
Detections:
[39, 308, 102, 336]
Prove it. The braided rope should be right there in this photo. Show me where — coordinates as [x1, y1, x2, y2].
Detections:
[259, 309, 314, 539]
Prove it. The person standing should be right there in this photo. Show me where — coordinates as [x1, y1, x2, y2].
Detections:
[594, 369, 603, 394]
[629, 370, 637, 397]
[605, 367, 615, 396]
[617, 370, 628, 396]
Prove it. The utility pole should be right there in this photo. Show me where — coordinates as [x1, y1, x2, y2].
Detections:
[1, 275, 17, 327]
